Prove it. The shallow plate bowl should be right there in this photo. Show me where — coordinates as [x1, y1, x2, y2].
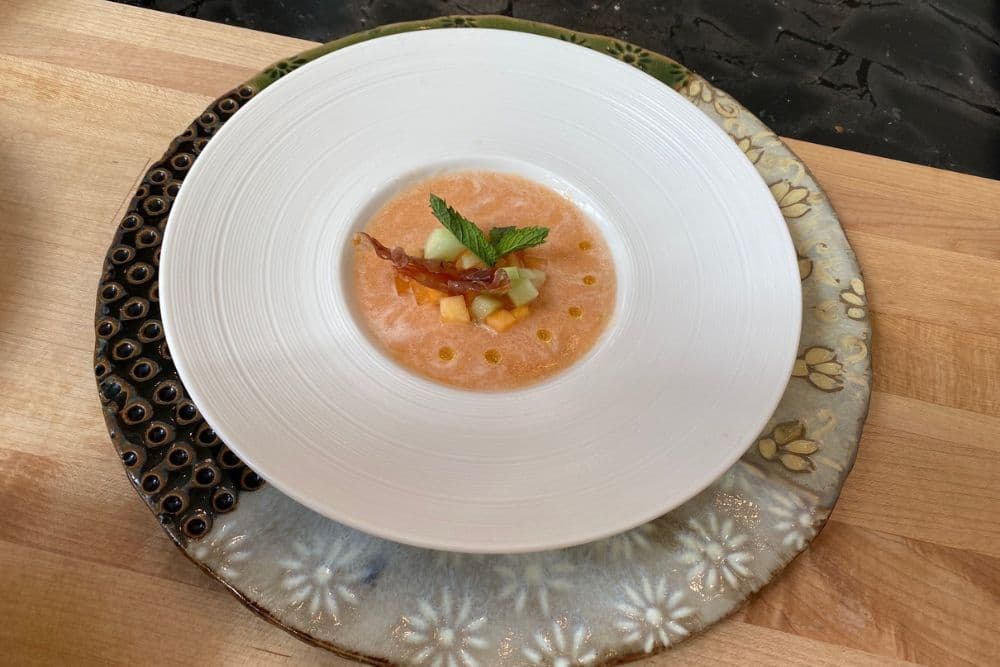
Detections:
[161, 29, 801, 553]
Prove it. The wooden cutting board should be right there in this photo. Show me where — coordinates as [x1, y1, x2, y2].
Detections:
[0, 0, 997, 665]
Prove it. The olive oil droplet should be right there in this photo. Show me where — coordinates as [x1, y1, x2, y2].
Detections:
[438, 346, 455, 361]
[536, 329, 552, 343]
[568, 306, 583, 319]
[578, 240, 592, 251]
[582, 275, 596, 285]
[484, 349, 502, 364]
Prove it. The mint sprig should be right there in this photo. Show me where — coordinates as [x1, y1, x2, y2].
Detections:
[492, 226, 549, 257]
[489, 226, 516, 246]
[429, 194, 549, 267]
[429, 194, 498, 266]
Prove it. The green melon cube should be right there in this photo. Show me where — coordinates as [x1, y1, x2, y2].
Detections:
[519, 268, 547, 288]
[470, 295, 504, 321]
[424, 228, 467, 262]
[508, 278, 539, 307]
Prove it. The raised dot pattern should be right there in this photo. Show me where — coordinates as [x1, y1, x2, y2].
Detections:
[94, 86, 263, 540]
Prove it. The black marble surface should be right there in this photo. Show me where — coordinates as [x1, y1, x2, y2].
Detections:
[116, 0, 999, 179]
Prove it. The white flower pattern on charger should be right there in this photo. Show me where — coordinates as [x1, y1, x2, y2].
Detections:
[770, 490, 829, 550]
[523, 621, 597, 667]
[401, 589, 488, 667]
[615, 576, 694, 653]
[188, 521, 251, 579]
[495, 554, 575, 616]
[279, 538, 362, 621]
[594, 523, 656, 561]
[677, 514, 753, 593]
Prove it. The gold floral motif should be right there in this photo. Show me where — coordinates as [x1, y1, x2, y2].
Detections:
[840, 334, 869, 364]
[769, 181, 811, 219]
[792, 346, 844, 392]
[757, 421, 818, 472]
[797, 255, 813, 281]
[683, 77, 738, 118]
[734, 135, 765, 164]
[813, 300, 842, 323]
[686, 77, 712, 102]
[839, 278, 867, 320]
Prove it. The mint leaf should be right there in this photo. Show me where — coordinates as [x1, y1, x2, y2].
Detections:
[489, 226, 516, 246]
[428, 195, 550, 266]
[429, 194, 498, 266]
[493, 226, 549, 257]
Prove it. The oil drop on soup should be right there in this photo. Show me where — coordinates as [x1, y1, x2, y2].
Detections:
[353, 171, 615, 390]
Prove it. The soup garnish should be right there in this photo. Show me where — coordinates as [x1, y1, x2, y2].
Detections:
[357, 194, 551, 332]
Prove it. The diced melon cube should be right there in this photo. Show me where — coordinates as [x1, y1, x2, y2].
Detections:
[456, 250, 486, 270]
[486, 309, 517, 332]
[470, 295, 504, 321]
[519, 268, 547, 288]
[439, 295, 471, 323]
[412, 283, 445, 305]
[508, 278, 539, 307]
[523, 255, 548, 269]
[511, 305, 531, 322]
[424, 228, 467, 262]
[394, 275, 410, 296]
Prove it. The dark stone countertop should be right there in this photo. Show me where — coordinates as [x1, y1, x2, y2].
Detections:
[118, 0, 999, 179]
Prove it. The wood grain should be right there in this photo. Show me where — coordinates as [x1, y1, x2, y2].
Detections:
[742, 521, 1000, 666]
[785, 138, 1000, 261]
[1, 0, 998, 665]
[830, 392, 1000, 556]
[871, 312, 1000, 416]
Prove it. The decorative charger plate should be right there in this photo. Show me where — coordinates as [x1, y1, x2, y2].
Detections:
[94, 16, 871, 665]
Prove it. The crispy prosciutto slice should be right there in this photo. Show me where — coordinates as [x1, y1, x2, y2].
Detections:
[357, 232, 510, 295]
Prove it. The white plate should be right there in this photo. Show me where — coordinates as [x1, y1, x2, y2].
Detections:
[161, 29, 801, 553]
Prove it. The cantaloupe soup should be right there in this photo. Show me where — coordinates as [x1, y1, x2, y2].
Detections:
[352, 171, 615, 390]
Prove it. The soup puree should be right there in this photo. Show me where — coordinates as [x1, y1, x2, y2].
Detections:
[352, 171, 615, 390]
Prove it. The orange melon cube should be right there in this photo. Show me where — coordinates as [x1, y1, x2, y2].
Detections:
[456, 251, 486, 270]
[412, 283, 445, 305]
[439, 295, 471, 323]
[394, 275, 411, 296]
[486, 309, 517, 333]
[511, 305, 531, 322]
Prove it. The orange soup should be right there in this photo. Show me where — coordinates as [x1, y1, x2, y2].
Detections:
[352, 171, 616, 390]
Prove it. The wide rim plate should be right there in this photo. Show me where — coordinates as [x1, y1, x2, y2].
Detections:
[159, 28, 801, 553]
